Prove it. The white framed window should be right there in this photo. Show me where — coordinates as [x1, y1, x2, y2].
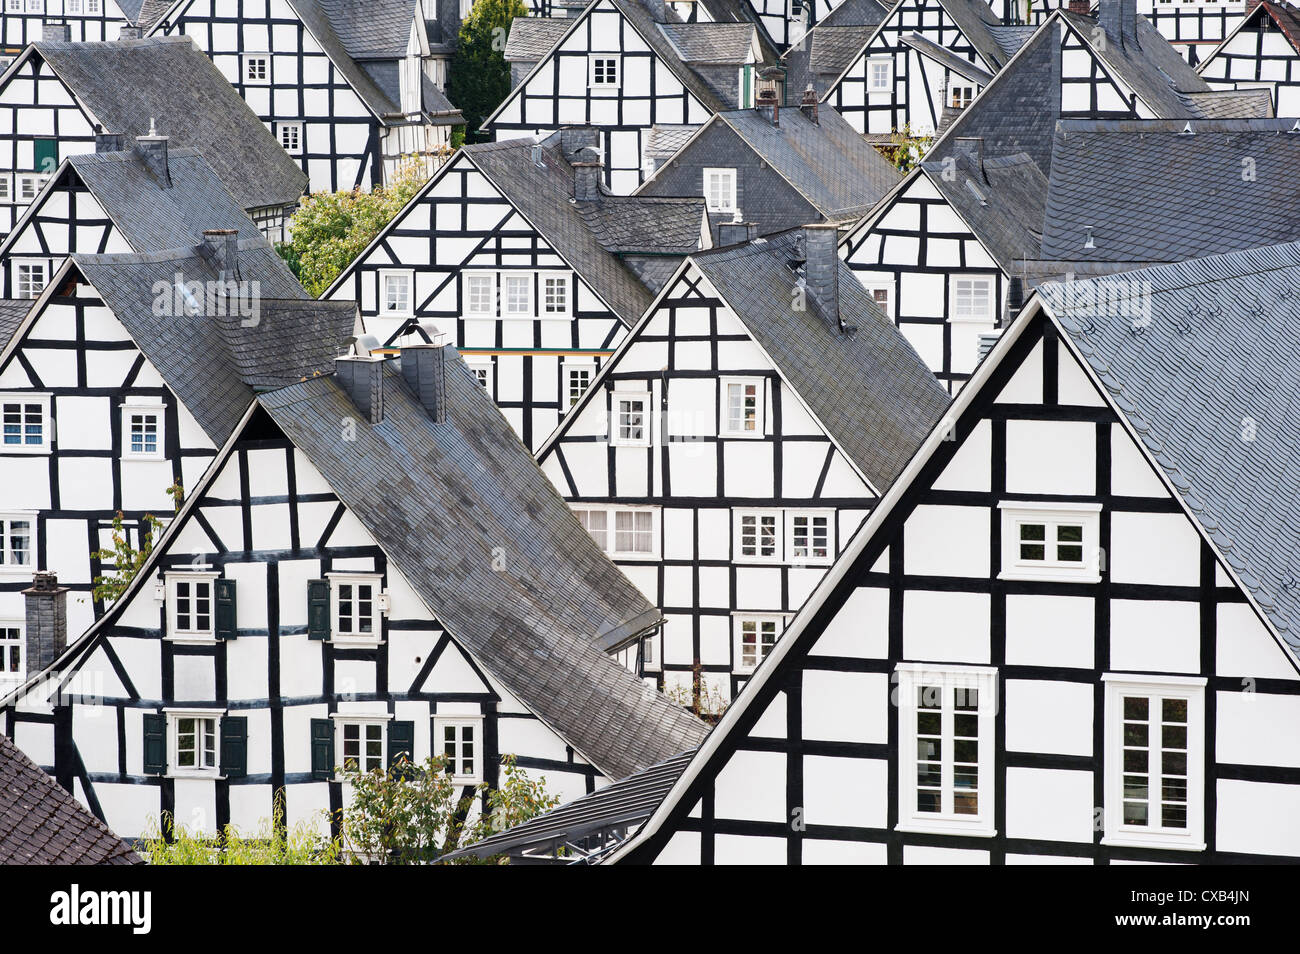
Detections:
[435, 716, 483, 784]
[1, 394, 50, 453]
[949, 83, 977, 109]
[867, 56, 893, 93]
[574, 507, 609, 551]
[735, 509, 781, 562]
[998, 501, 1102, 583]
[0, 620, 22, 684]
[465, 357, 493, 393]
[24, 0, 41, 12]
[67, 0, 82, 12]
[275, 121, 303, 155]
[574, 506, 658, 559]
[465, 272, 494, 315]
[787, 510, 833, 565]
[0, 514, 34, 571]
[243, 54, 270, 84]
[721, 377, 763, 437]
[87, 0, 101, 11]
[121, 404, 164, 459]
[1103, 675, 1206, 851]
[337, 718, 386, 775]
[15, 261, 46, 300]
[166, 572, 219, 641]
[641, 633, 659, 672]
[896, 664, 997, 836]
[329, 573, 385, 643]
[542, 275, 568, 315]
[167, 710, 221, 777]
[734, 614, 783, 673]
[564, 359, 595, 408]
[610, 391, 651, 447]
[5, 0, 22, 12]
[16, 174, 48, 203]
[380, 268, 413, 317]
[951, 275, 995, 323]
[0, 174, 10, 203]
[502, 273, 532, 316]
[703, 167, 736, 214]
[589, 55, 620, 88]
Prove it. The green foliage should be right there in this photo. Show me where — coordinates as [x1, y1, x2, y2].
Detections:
[278, 162, 428, 297]
[447, 0, 529, 142]
[141, 797, 341, 865]
[883, 123, 935, 174]
[661, 661, 729, 722]
[339, 753, 560, 864]
[90, 481, 183, 604]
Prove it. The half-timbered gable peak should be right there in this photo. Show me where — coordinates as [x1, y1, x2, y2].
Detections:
[0, 35, 307, 237]
[1198, 0, 1300, 114]
[779, 0, 888, 100]
[0, 0, 139, 52]
[597, 239, 1300, 866]
[0, 733, 139, 865]
[637, 103, 902, 241]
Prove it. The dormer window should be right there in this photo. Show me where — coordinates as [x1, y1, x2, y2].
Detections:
[949, 83, 976, 109]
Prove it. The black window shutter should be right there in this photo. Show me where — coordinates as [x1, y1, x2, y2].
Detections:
[214, 579, 237, 640]
[142, 713, 166, 775]
[310, 718, 334, 780]
[307, 579, 330, 640]
[388, 720, 415, 775]
[220, 716, 247, 778]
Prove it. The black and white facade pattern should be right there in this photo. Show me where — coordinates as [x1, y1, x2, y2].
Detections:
[1197, 0, 1300, 113]
[0, 0, 133, 54]
[1145, 0, 1251, 63]
[607, 264, 1300, 865]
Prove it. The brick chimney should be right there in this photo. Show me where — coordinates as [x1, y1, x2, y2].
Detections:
[400, 344, 447, 424]
[135, 119, 170, 188]
[800, 84, 818, 124]
[1068, 0, 1090, 13]
[202, 229, 240, 284]
[43, 23, 71, 42]
[801, 224, 842, 332]
[336, 355, 385, 425]
[757, 85, 779, 127]
[24, 572, 68, 677]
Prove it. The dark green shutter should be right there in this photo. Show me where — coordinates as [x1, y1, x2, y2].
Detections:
[388, 720, 414, 776]
[214, 579, 237, 640]
[220, 716, 247, 778]
[142, 713, 166, 775]
[310, 718, 333, 780]
[33, 137, 57, 174]
[307, 579, 330, 640]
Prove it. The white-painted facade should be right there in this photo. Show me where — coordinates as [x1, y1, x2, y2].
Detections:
[0, 0, 132, 54]
[1197, 3, 1300, 114]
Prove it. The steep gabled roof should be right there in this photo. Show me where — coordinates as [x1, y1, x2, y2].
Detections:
[0, 734, 140, 865]
[779, 0, 888, 97]
[258, 354, 708, 778]
[30, 37, 307, 211]
[658, 21, 757, 63]
[316, 0, 419, 59]
[712, 106, 902, 223]
[689, 229, 949, 491]
[577, 196, 706, 254]
[937, 0, 1017, 70]
[504, 16, 572, 60]
[0, 300, 28, 346]
[1041, 118, 1300, 263]
[900, 32, 995, 85]
[1199, 0, 1300, 67]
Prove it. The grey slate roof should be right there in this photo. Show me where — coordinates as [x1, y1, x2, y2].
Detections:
[900, 32, 995, 85]
[259, 354, 708, 778]
[0, 300, 29, 347]
[577, 197, 705, 254]
[133, 0, 174, 31]
[644, 124, 699, 163]
[940, 0, 1017, 70]
[31, 37, 307, 212]
[779, 0, 887, 99]
[692, 230, 950, 490]
[1039, 240, 1300, 660]
[713, 105, 902, 223]
[442, 747, 697, 861]
[1041, 119, 1300, 263]
[504, 17, 572, 60]
[71, 240, 354, 445]
[316, 0, 417, 59]
[658, 22, 756, 63]
[0, 733, 140, 865]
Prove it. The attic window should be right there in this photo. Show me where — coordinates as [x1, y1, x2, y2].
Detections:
[589, 55, 620, 88]
[243, 54, 270, 85]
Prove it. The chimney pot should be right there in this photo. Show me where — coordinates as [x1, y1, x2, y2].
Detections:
[757, 86, 780, 127]
[800, 225, 843, 333]
[1067, 0, 1090, 13]
[336, 355, 385, 425]
[42, 22, 71, 42]
[23, 571, 68, 678]
[399, 344, 447, 424]
[800, 84, 818, 124]
[202, 229, 241, 284]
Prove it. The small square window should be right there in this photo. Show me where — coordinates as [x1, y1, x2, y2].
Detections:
[951, 276, 995, 323]
[565, 360, 595, 408]
[16, 174, 48, 202]
[787, 511, 832, 564]
[1, 394, 51, 453]
[0, 515, 34, 570]
[168, 573, 218, 639]
[735, 510, 780, 561]
[243, 55, 270, 84]
[861, 282, 894, 319]
[465, 358, 493, 393]
[721, 377, 763, 436]
[380, 269, 413, 316]
[175, 716, 217, 772]
[735, 615, 782, 673]
[999, 503, 1101, 583]
[502, 274, 531, 315]
[0, 174, 10, 203]
[465, 273, 494, 315]
[704, 167, 736, 214]
[611, 392, 651, 446]
[589, 55, 620, 88]
[613, 509, 654, 555]
[949, 83, 976, 109]
[574, 507, 609, 551]
[276, 121, 303, 155]
[543, 275, 568, 315]
[329, 574, 384, 642]
[868, 57, 893, 93]
[15, 261, 46, 300]
[436, 717, 483, 784]
[121, 405, 164, 459]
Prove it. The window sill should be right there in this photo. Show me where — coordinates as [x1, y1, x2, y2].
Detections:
[948, 315, 998, 325]
[121, 454, 167, 462]
[610, 442, 652, 450]
[1101, 834, 1205, 852]
[164, 635, 219, 646]
[719, 431, 765, 440]
[166, 772, 225, 781]
[608, 552, 660, 562]
[895, 821, 997, 838]
[0, 447, 51, 456]
[998, 568, 1101, 584]
[326, 637, 385, 648]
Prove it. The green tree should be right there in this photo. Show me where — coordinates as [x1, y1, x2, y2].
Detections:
[447, 0, 528, 143]
[278, 161, 427, 297]
[141, 797, 342, 865]
[883, 123, 935, 174]
[90, 481, 183, 604]
[339, 753, 560, 864]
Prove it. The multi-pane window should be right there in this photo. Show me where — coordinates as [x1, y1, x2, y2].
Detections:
[465, 360, 493, 392]
[949, 84, 976, 109]
[0, 516, 33, 568]
[589, 56, 619, 87]
[16, 262, 45, 299]
[276, 122, 303, 155]
[381, 270, 412, 315]
[171, 577, 213, 636]
[704, 168, 736, 213]
[244, 55, 270, 83]
[0, 174, 10, 203]
[341, 721, 384, 773]
[866, 284, 892, 317]
[952, 277, 994, 321]
[565, 362, 593, 407]
[612, 393, 650, 446]
[175, 716, 217, 772]
[614, 509, 654, 554]
[543, 276, 567, 314]
[23, 0, 41, 12]
[17, 175, 48, 202]
[88, 0, 100, 10]
[502, 274, 531, 315]
[2, 396, 48, 449]
[1104, 677, 1204, 849]
[574, 508, 609, 551]
[789, 512, 830, 562]
[737, 511, 779, 560]
[868, 57, 892, 92]
[466, 273, 494, 314]
[736, 616, 780, 672]
[0, 623, 22, 683]
[335, 579, 376, 637]
[437, 718, 481, 783]
[722, 378, 762, 436]
[898, 665, 995, 834]
[1000, 503, 1100, 582]
[122, 406, 162, 458]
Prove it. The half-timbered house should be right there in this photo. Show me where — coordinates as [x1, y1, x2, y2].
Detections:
[0, 234, 354, 646]
[146, 0, 465, 192]
[1144, 0, 1252, 64]
[536, 226, 949, 704]
[637, 100, 901, 241]
[1197, 0, 1300, 112]
[0, 343, 708, 840]
[323, 127, 706, 451]
[780, 0, 900, 102]
[0, 34, 307, 239]
[594, 237, 1300, 865]
[486, 0, 777, 193]
[0, 0, 137, 58]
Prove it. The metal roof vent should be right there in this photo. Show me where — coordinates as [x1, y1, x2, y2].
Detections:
[1083, 226, 1096, 250]
[1290, 120, 1300, 135]
[1179, 121, 1194, 136]
[964, 179, 988, 206]
[531, 143, 544, 166]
